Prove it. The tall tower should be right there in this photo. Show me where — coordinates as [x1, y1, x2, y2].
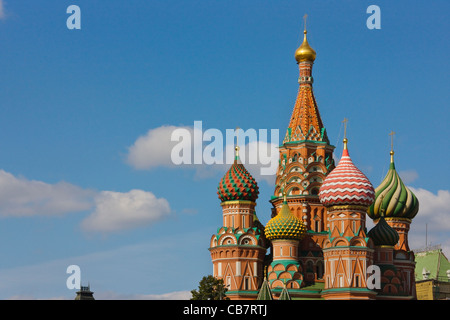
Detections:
[319, 136, 376, 300]
[367, 135, 419, 298]
[271, 18, 335, 283]
[209, 146, 268, 300]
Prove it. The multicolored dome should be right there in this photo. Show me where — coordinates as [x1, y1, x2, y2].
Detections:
[319, 139, 375, 207]
[265, 198, 306, 241]
[217, 150, 259, 202]
[367, 215, 400, 247]
[367, 151, 419, 220]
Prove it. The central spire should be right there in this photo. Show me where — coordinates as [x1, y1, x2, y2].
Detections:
[284, 17, 327, 144]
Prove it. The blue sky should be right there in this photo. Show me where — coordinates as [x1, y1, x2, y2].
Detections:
[0, 0, 448, 299]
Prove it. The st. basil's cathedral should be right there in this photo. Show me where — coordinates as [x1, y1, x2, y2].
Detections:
[209, 23, 419, 300]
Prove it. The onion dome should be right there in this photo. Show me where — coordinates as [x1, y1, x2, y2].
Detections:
[367, 151, 419, 220]
[217, 147, 259, 202]
[319, 139, 375, 207]
[367, 214, 400, 246]
[265, 196, 306, 241]
[295, 30, 316, 63]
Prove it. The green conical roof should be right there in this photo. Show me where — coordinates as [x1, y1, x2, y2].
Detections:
[257, 278, 273, 300]
[278, 284, 291, 300]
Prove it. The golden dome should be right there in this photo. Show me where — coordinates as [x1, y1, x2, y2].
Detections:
[265, 199, 306, 241]
[295, 30, 316, 63]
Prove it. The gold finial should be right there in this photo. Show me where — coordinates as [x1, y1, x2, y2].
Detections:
[342, 118, 348, 149]
[295, 14, 316, 63]
[235, 127, 240, 158]
[380, 208, 386, 218]
[389, 131, 395, 162]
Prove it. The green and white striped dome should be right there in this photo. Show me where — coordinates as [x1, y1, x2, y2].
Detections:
[367, 152, 419, 221]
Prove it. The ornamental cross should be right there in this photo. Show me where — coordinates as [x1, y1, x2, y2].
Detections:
[389, 131, 395, 152]
[303, 14, 308, 32]
[342, 118, 349, 139]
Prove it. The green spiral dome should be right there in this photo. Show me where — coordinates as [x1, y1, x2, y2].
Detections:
[367, 152, 419, 220]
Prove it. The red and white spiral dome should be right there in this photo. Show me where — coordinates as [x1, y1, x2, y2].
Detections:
[319, 139, 375, 207]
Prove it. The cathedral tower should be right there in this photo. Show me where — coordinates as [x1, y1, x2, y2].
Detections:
[367, 138, 419, 298]
[271, 20, 335, 284]
[319, 137, 376, 300]
[209, 146, 268, 300]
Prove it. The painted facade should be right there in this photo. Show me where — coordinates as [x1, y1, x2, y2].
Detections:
[209, 24, 420, 300]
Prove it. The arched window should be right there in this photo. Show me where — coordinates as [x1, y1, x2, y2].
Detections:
[315, 219, 321, 232]
[317, 261, 324, 279]
[244, 276, 250, 290]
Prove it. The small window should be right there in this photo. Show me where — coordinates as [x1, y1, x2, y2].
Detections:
[354, 275, 360, 287]
[315, 220, 320, 232]
[244, 277, 250, 290]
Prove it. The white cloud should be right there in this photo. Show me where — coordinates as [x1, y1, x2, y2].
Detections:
[126, 125, 197, 170]
[81, 189, 171, 233]
[399, 170, 419, 184]
[408, 187, 450, 256]
[0, 169, 172, 233]
[409, 187, 450, 231]
[126, 125, 279, 184]
[0, 0, 5, 20]
[0, 170, 95, 217]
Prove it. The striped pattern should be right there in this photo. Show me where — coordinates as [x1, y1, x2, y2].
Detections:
[367, 157, 419, 220]
[319, 148, 375, 207]
[367, 216, 399, 246]
[217, 157, 259, 202]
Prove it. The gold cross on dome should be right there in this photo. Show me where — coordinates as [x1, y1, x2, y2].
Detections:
[303, 14, 308, 32]
[389, 131, 395, 152]
[342, 118, 348, 139]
